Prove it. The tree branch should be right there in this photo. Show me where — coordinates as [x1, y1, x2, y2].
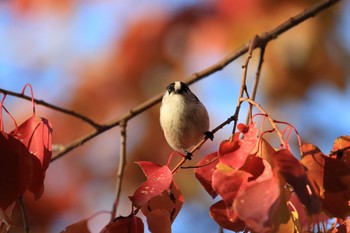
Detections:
[35, 0, 340, 161]
[111, 120, 127, 221]
[172, 114, 237, 174]
[231, 36, 257, 135]
[246, 45, 266, 125]
[0, 88, 102, 129]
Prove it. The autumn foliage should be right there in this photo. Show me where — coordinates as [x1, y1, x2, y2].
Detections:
[2, 81, 350, 232]
[1, 1, 350, 233]
[91, 119, 349, 233]
[0, 85, 53, 232]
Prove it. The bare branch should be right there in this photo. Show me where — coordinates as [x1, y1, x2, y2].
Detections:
[231, 37, 258, 135]
[46, 0, 341, 161]
[246, 45, 266, 124]
[0, 87, 101, 129]
[111, 120, 127, 221]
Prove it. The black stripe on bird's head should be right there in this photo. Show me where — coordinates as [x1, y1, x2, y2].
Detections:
[166, 81, 189, 94]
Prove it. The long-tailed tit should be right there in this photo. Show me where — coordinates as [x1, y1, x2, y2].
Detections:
[160, 81, 213, 159]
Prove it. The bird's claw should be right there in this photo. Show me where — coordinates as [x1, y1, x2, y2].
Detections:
[204, 131, 214, 141]
[185, 151, 193, 160]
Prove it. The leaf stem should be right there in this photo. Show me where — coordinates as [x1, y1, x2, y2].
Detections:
[240, 98, 285, 147]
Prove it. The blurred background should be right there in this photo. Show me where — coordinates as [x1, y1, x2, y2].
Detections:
[0, 0, 349, 232]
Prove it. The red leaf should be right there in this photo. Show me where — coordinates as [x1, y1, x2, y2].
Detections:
[322, 191, 350, 218]
[146, 209, 171, 233]
[209, 200, 246, 232]
[194, 152, 219, 198]
[237, 123, 249, 133]
[233, 177, 280, 233]
[61, 219, 91, 233]
[232, 159, 286, 233]
[100, 215, 144, 233]
[12, 115, 53, 200]
[273, 149, 321, 215]
[219, 123, 258, 168]
[0, 132, 32, 210]
[218, 139, 240, 167]
[301, 144, 350, 218]
[324, 156, 350, 193]
[130, 163, 173, 208]
[135, 161, 163, 178]
[141, 181, 183, 223]
[239, 155, 265, 181]
[212, 168, 251, 220]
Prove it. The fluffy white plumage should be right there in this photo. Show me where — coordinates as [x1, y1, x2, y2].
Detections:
[160, 81, 210, 152]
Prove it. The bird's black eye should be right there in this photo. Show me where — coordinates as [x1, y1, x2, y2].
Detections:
[166, 83, 175, 94]
[166, 81, 190, 94]
[179, 82, 189, 94]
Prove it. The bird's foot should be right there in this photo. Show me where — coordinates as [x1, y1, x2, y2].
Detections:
[184, 150, 193, 160]
[204, 131, 214, 141]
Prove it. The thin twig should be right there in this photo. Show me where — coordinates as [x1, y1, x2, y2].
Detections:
[231, 36, 258, 135]
[245, 45, 266, 125]
[50, 92, 163, 162]
[48, 0, 341, 162]
[0, 88, 101, 129]
[180, 156, 218, 169]
[111, 120, 127, 221]
[172, 115, 237, 174]
[18, 196, 29, 233]
[240, 98, 285, 147]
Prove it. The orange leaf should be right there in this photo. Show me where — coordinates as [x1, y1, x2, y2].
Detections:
[301, 143, 350, 218]
[146, 209, 171, 233]
[332, 135, 350, 159]
[273, 149, 321, 215]
[301, 144, 325, 197]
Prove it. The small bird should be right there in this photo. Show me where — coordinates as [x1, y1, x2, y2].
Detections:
[160, 81, 213, 159]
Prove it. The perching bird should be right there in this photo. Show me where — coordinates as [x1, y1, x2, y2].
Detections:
[160, 81, 213, 159]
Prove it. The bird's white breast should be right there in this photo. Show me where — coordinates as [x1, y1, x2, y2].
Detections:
[160, 92, 208, 151]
